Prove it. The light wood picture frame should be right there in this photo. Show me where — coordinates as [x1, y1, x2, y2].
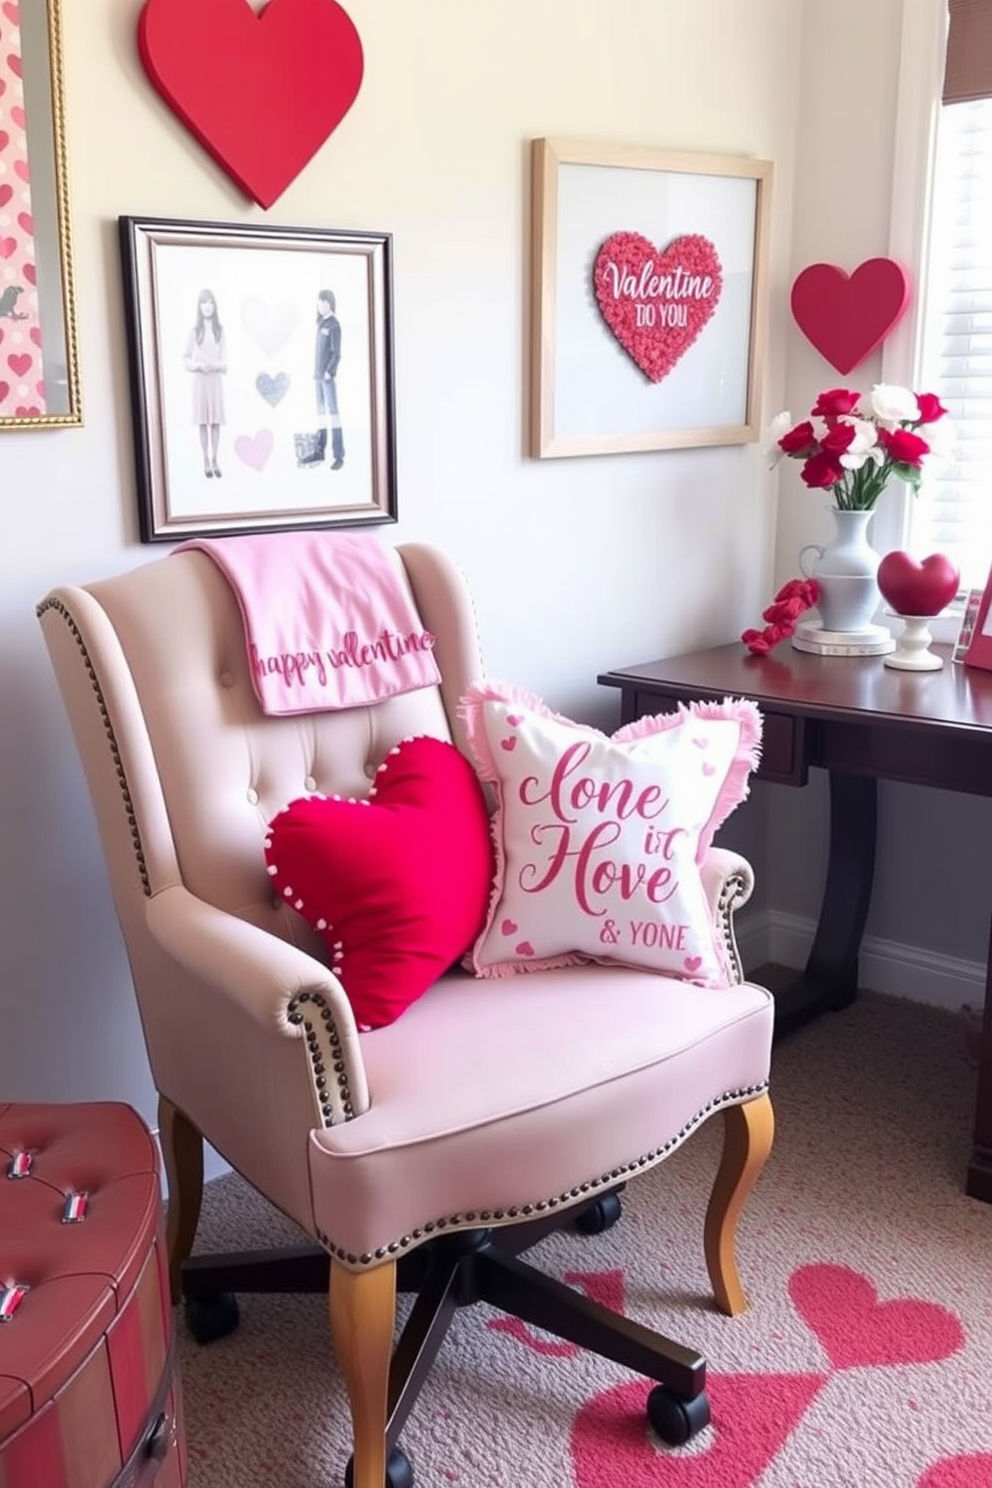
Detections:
[529, 138, 772, 459]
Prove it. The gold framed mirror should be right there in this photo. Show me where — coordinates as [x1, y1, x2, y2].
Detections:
[1, 0, 80, 429]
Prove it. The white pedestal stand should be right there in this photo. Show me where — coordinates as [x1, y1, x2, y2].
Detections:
[882, 612, 943, 671]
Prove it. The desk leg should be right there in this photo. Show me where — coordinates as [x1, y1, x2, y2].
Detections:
[966, 963, 992, 1202]
[774, 772, 877, 1040]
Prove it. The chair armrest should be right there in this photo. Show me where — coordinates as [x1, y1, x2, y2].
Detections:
[146, 884, 370, 1121]
[700, 847, 755, 984]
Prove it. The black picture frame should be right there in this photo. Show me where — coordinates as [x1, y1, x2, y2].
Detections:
[118, 215, 397, 541]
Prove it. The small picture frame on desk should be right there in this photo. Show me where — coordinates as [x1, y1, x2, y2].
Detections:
[958, 580, 992, 667]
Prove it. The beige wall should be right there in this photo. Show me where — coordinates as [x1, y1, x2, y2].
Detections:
[0, 0, 802, 1121]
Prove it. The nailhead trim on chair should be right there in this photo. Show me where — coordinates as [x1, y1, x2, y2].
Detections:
[37, 599, 152, 896]
[719, 871, 749, 983]
[315, 1079, 769, 1267]
[286, 992, 354, 1125]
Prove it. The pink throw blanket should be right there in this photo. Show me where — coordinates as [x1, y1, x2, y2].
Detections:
[176, 532, 441, 715]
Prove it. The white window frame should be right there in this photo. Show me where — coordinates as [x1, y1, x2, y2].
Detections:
[877, 0, 963, 637]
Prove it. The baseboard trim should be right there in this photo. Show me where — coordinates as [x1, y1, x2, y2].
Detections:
[737, 908, 986, 1012]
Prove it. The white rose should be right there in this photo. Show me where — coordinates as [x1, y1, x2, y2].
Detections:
[763, 410, 793, 467]
[868, 384, 920, 426]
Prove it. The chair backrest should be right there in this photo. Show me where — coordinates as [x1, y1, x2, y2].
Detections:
[37, 541, 485, 1223]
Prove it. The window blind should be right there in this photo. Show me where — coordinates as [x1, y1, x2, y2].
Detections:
[914, 96, 992, 590]
[943, 0, 992, 105]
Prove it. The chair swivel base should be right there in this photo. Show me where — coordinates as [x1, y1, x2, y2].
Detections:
[179, 1189, 712, 1484]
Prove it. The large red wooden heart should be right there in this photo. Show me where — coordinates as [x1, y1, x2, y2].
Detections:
[593, 231, 723, 383]
[877, 550, 960, 616]
[790, 257, 911, 375]
[137, 0, 363, 208]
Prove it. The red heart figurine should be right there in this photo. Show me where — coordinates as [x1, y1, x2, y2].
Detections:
[877, 550, 960, 617]
[138, 0, 364, 208]
[791, 258, 911, 375]
[593, 231, 722, 383]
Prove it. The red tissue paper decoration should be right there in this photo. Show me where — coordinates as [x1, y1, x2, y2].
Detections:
[790, 259, 911, 376]
[741, 578, 820, 655]
[138, 0, 364, 209]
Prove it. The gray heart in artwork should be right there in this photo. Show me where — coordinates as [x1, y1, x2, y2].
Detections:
[256, 371, 291, 407]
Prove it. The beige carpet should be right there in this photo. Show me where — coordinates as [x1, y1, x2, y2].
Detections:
[177, 993, 992, 1488]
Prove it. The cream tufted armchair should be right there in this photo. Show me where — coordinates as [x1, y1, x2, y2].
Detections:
[38, 542, 774, 1488]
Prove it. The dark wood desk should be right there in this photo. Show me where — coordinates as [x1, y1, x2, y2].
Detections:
[599, 641, 992, 1204]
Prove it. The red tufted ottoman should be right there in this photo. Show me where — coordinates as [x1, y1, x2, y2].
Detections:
[0, 1102, 186, 1488]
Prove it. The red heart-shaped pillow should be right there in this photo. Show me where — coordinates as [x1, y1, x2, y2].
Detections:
[265, 737, 495, 1029]
[877, 551, 960, 617]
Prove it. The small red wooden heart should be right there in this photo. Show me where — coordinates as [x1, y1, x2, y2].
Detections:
[138, 0, 364, 208]
[790, 258, 911, 375]
[593, 231, 723, 383]
[877, 550, 960, 617]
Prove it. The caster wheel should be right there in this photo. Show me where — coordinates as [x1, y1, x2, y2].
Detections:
[646, 1385, 711, 1446]
[183, 1291, 240, 1344]
[574, 1192, 622, 1235]
[344, 1446, 413, 1488]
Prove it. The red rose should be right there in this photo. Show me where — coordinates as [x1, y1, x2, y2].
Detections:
[914, 392, 947, 424]
[811, 389, 861, 417]
[819, 420, 857, 455]
[801, 451, 846, 488]
[779, 420, 818, 456]
[878, 427, 930, 466]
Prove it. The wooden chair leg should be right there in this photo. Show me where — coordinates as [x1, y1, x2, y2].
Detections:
[158, 1095, 204, 1305]
[703, 1092, 775, 1317]
[329, 1259, 397, 1488]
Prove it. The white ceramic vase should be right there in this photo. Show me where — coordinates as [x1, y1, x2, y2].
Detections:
[799, 506, 881, 633]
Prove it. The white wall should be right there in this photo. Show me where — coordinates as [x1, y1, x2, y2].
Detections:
[0, 0, 802, 1127]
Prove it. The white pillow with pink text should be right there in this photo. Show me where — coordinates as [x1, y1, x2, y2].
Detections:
[459, 681, 763, 986]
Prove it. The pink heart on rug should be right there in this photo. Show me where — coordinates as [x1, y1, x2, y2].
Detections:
[234, 429, 274, 471]
[789, 1263, 964, 1370]
[572, 1371, 826, 1488]
[917, 1454, 992, 1488]
[593, 231, 723, 383]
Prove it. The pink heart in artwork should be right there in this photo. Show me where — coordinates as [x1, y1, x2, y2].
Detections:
[0, 185, 11, 207]
[593, 231, 723, 383]
[0, 131, 8, 153]
[10, 105, 25, 130]
[17, 211, 32, 235]
[916, 1455, 992, 1488]
[789, 1263, 964, 1370]
[0, 381, 10, 405]
[500, 918, 518, 936]
[23, 261, 35, 283]
[7, 353, 31, 377]
[29, 327, 41, 346]
[500, 736, 517, 752]
[14, 159, 29, 182]
[877, 551, 960, 617]
[234, 429, 274, 471]
[0, 238, 16, 261]
[515, 940, 535, 957]
[790, 258, 911, 375]
[6, 53, 22, 79]
[3, 3, 21, 23]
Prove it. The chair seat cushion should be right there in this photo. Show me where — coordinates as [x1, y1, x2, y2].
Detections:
[309, 966, 773, 1264]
